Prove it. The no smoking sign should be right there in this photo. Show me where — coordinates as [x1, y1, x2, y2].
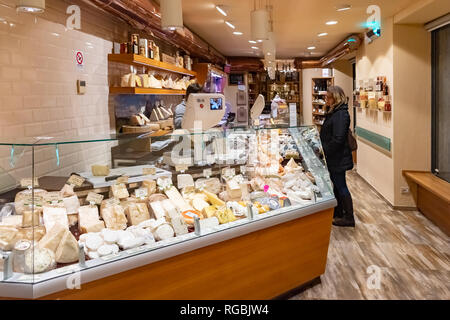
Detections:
[75, 51, 84, 67]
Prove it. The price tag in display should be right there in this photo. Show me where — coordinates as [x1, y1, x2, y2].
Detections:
[117, 176, 129, 184]
[20, 178, 39, 188]
[240, 166, 247, 175]
[175, 165, 189, 173]
[203, 168, 212, 178]
[86, 192, 104, 205]
[67, 175, 85, 187]
[222, 167, 235, 178]
[135, 188, 148, 199]
[143, 167, 156, 176]
[104, 197, 120, 207]
[44, 192, 62, 204]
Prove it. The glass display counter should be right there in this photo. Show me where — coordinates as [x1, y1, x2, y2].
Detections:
[0, 126, 336, 299]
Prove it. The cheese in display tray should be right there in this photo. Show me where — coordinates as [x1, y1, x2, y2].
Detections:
[78, 165, 172, 188]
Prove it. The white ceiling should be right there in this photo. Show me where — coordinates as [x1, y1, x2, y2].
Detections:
[181, 0, 420, 59]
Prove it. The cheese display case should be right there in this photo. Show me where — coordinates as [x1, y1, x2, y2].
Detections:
[0, 126, 336, 299]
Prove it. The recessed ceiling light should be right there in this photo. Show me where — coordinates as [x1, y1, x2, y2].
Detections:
[249, 40, 257, 44]
[215, 5, 227, 17]
[336, 5, 352, 11]
[251, 46, 259, 50]
[225, 21, 235, 29]
[257, 40, 263, 43]
[318, 32, 328, 37]
[307, 46, 316, 50]
[267, 52, 271, 56]
[326, 21, 338, 25]
[169, 27, 176, 31]
[233, 31, 243, 35]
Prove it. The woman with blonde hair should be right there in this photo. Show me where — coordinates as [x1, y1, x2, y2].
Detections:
[320, 85, 355, 227]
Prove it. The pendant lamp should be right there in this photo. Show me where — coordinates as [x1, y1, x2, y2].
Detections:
[16, 0, 45, 13]
[161, 0, 183, 31]
[251, 8, 269, 41]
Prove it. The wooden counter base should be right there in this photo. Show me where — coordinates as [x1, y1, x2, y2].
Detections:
[41, 208, 333, 300]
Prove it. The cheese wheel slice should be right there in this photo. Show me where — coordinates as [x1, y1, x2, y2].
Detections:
[181, 210, 202, 226]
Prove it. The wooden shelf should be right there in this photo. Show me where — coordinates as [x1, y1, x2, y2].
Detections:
[110, 87, 186, 95]
[108, 54, 197, 77]
[313, 112, 326, 116]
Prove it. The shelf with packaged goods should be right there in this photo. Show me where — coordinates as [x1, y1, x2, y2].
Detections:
[312, 112, 326, 116]
[109, 87, 186, 95]
[108, 54, 197, 78]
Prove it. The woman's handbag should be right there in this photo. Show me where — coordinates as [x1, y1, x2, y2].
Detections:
[348, 128, 358, 151]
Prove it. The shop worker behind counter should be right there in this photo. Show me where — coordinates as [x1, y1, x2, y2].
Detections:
[320, 86, 355, 228]
[174, 83, 203, 129]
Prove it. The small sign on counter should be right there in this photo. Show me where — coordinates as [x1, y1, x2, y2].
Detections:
[20, 178, 39, 188]
[67, 175, 85, 187]
[86, 192, 104, 205]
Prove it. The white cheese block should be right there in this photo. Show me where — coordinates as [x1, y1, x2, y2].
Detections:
[110, 244, 119, 254]
[142, 180, 157, 195]
[127, 226, 155, 244]
[165, 186, 193, 212]
[192, 198, 210, 213]
[177, 174, 194, 189]
[153, 224, 175, 241]
[161, 199, 180, 220]
[79, 205, 104, 234]
[195, 178, 222, 194]
[24, 247, 55, 274]
[117, 230, 134, 247]
[120, 236, 145, 250]
[101, 205, 128, 230]
[111, 183, 129, 200]
[38, 223, 66, 253]
[170, 216, 188, 236]
[137, 219, 156, 229]
[43, 206, 69, 231]
[199, 217, 220, 230]
[149, 201, 166, 220]
[55, 229, 79, 263]
[60, 184, 75, 197]
[85, 233, 104, 251]
[1, 215, 23, 227]
[63, 195, 80, 214]
[125, 203, 150, 226]
[88, 251, 100, 260]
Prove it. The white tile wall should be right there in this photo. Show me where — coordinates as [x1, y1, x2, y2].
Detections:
[0, 0, 128, 193]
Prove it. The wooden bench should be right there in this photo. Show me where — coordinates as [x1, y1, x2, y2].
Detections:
[403, 171, 450, 236]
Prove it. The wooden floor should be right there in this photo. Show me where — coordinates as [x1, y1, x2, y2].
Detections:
[292, 170, 450, 300]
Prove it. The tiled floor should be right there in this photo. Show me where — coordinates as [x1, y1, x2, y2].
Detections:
[292, 170, 450, 300]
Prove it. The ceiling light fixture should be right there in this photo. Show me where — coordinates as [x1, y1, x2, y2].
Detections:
[225, 21, 235, 29]
[161, 0, 183, 31]
[16, 0, 45, 13]
[251, 8, 269, 41]
[318, 32, 328, 37]
[215, 5, 227, 17]
[307, 46, 316, 50]
[249, 40, 257, 44]
[251, 46, 259, 50]
[326, 20, 338, 25]
[336, 5, 352, 12]
[233, 31, 243, 35]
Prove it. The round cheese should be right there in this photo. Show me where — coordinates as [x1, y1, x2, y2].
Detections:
[85, 234, 103, 251]
[88, 251, 100, 260]
[101, 229, 118, 244]
[24, 247, 55, 274]
[97, 244, 114, 257]
[154, 224, 175, 241]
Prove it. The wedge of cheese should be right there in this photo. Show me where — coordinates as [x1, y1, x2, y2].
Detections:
[170, 216, 188, 236]
[195, 178, 222, 195]
[202, 205, 218, 219]
[202, 190, 225, 207]
[55, 229, 79, 263]
[38, 223, 67, 253]
[101, 205, 128, 230]
[125, 203, 150, 226]
[111, 183, 129, 199]
[192, 198, 210, 215]
[91, 165, 110, 177]
[63, 195, 80, 214]
[214, 206, 237, 224]
[43, 206, 69, 231]
[16, 226, 46, 243]
[161, 199, 180, 220]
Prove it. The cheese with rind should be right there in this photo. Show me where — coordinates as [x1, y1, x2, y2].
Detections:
[43, 206, 69, 231]
[125, 202, 150, 225]
[63, 195, 80, 214]
[111, 183, 129, 199]
[101, 205, 127, 230]
[203, 190, 225, 207]
[38, 223, 66, 253]
[91, 165, 110, 177]
[55, 229, 79, 263]
[24, 247, 55, 274]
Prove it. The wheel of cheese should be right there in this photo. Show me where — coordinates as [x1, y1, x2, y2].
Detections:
[85, 234, 104, 251]
[101, 229, 118, 244]
[137, 219, 156, 229]
[181, 210, 202, 225]
[24, 247, 55, 274]
[97, 244, 113, 257]
[110, 244, 119, 254]
[154, 224, 175, 241]
[117, 230, 134, 247]
[87, 251, 100, 260]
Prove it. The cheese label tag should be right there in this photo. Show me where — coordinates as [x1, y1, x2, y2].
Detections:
[86, 192, 104, 205]
[175, 165, 189, 172]
[222, 167, 235, 178]
[135, 188, 148, 198]
[20, 178, 39, 188]
[44, 192, 63, 204]
[203, 168, 212, 178]
[117, 176, 129, 184]
[143, 167, 156, 175]
[240, 166, 247, 175]
[67, 175, 85, 187]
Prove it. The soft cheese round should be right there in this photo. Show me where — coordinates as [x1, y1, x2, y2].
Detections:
[97, 244, 114, 257]
[101, 229, 118, 244]
[85, 234, 104, 251]
[24, 247, 55, 274]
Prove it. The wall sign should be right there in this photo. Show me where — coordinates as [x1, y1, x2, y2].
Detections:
[76, 51, 84, 66]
